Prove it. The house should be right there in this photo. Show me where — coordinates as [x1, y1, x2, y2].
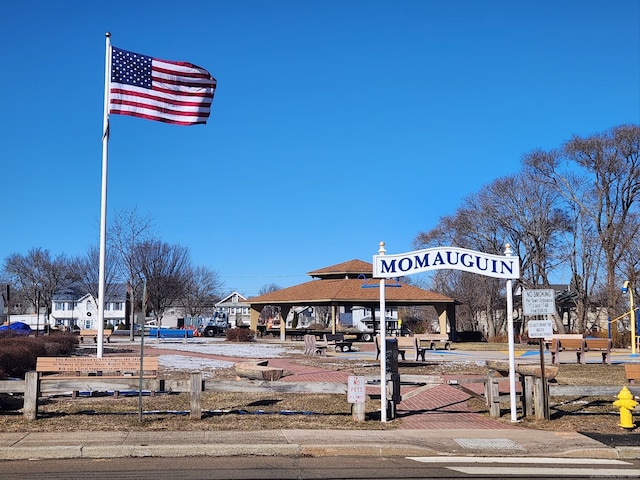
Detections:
[215, 291, 251, 327]
[50, 283, 129, 330]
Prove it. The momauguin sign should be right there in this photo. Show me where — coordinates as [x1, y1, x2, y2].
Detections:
[372, 243, 521, 423]
[373, 246, 520, 280]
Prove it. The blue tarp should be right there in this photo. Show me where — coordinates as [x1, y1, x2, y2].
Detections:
[0, 322, 32, 335]
[148, 328, 193, 339]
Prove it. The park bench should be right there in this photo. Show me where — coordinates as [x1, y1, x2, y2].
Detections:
[79, 329, 112, 343]
[544, 333, 581, 350]
[583, 337, 612, 364]
[391, 335, 434, 361]
[375, 336, 407, 361]
[415, 333, 451, 351]
[303, 334, 327, 356]
[36, 356, 159, 398]
[323, 333, 354, 352]
[624, 364, 640, 384]
[550, 334, 585, 364]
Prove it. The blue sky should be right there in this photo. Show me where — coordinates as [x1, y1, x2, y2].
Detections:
[1, 1, 639, 297]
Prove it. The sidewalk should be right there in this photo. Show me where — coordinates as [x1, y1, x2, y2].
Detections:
[2, 339, 639, 461]
[1, 428, 634, 461]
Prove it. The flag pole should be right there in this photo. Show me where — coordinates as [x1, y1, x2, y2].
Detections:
[97, 32, 112, 358]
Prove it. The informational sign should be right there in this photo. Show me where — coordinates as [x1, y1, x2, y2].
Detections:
[527, 319, 554, 338]
[523, 289, 556, 316]
[347, 376, 366, 403]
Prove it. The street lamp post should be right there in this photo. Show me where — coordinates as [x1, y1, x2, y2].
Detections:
[622, 281, 637, 357]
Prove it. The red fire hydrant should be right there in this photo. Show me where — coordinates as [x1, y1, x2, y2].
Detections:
[613, 386, 638, 429]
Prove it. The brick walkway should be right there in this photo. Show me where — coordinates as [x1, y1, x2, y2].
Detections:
[267, 357, 521, 430]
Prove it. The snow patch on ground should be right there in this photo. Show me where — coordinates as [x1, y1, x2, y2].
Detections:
[151, 341, 296, 358]
[158, 355, 234, 378]
[151, 341, 299, 378]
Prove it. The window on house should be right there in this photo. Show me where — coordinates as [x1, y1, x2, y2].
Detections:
[113, 302, 123, 311]
[54, 302, 64, 311]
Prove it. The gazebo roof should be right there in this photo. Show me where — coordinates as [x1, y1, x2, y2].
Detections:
[307, 259, 373, 279]
[248, 260, 454, 306]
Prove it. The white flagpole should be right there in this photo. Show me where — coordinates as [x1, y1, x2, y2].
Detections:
[97, 32, 112, 358]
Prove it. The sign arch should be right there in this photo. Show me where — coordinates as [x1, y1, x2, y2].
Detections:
[372, 243, 520, 423]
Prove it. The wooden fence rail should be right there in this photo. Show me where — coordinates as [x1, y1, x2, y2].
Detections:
[2, 373, 639, 421]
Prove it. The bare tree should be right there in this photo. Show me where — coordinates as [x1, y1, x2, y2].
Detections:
[259, 283, 281, 295]
[181, 266, 224, 317]
[2, 248, 71, 317]
[133, 240, 192, 325]
[525, 125, 640, 340]
[414, 190, 505, 339]
[68, 245, 123, 310]
[109, 208, 155, 328]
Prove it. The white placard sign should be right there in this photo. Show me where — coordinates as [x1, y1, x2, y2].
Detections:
[528, 319, 553, 338]
[347, 376, 366, 403]
[523, 289, 556, 316]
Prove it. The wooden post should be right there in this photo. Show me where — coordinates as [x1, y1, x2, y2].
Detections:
[533, 376, 550, 420]
[190, 372, 202, 420]
[23, 371, 39, 421]
[523, 375, 534, 418]
[486, 372, 501, 417]
[352, 401, 366, 421]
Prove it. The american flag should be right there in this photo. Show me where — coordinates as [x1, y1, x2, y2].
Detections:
[109, 46, 216, 126]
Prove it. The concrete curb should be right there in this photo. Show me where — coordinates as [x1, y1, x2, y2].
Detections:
[1, 444, 638, 461]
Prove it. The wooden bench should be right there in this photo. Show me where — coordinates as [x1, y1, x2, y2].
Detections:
[550, 335, 585, 364]
[415, 333, 451, 351]
[36, 356, 159, 398]
[79, 329, 112, 343]
[375, 336, 406, 361]
[584, 337, 612, 364]
[392, 336, 435, 361]
[324, 333, 354, 352]
[544, 333, 580, 350]
[625, 364, 640, 384]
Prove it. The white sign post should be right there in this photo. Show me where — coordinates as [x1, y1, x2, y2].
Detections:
[522, 288, 555, 420]
[348, 375, 366, 421]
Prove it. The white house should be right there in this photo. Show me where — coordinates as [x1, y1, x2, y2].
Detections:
[50, 283, 128, 330]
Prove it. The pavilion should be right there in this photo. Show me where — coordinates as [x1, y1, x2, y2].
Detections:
[247, 259, 458, 339]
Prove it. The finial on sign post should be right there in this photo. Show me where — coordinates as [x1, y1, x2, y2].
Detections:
[379, 241, 386, 255]
[504, 243, 513, 256]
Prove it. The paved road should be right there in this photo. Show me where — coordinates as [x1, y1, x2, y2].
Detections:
[1, 456, 639, 479]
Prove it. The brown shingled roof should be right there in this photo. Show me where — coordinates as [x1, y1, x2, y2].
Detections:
[248, 277, 454, 305]
[307, 259, 374, 279]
